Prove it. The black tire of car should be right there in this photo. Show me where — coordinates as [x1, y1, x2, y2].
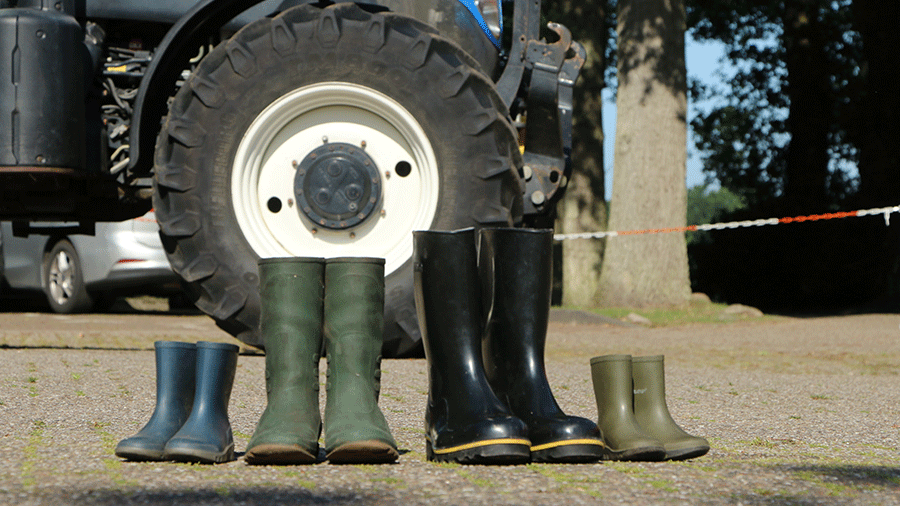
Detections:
[42, 239, 94, 314]
[152, 3, 523, 356]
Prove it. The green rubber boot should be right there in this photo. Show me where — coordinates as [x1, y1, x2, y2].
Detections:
[245, 257, 325, 465]
[590, 354, 666, 461]
[632, 355, 710, 460]
[323, 257, 398, 464]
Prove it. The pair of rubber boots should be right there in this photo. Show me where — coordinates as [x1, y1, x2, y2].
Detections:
[414, 228, 605, 465]
[244, 257, 398, 465]
[115, 341, 240, 464]
[591, 354, 709, 461]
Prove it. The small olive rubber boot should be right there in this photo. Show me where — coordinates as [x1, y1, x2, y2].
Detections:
[632, 355, 710, 460]
[479, 228, 604, 463]
[163, 341, 240, 464]
[590, 354, 666, 461]
[245, 257, 325, 465]
[323, 257, 398, 464]
[115, 341, 196, 461]
[414, 229, 531, 465]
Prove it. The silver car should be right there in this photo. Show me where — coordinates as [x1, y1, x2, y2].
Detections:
[0, 211, 180, 313]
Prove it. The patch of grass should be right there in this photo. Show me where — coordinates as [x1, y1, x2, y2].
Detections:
[21, 420, 47, 489]
[793, 470, 857, 497]
[90, 421, 118, 454]
[648, 479, 677, 492]
[811, 394, 833, 400]
[429, 460, 460, 469]
[607, 462, 651, 476]
[749, 437, 777, 449]
[456, 469, 495, 488]
[575, 300, 779, 327]
[282, 470, 317, 489]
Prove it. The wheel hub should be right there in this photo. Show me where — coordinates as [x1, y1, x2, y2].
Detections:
[294, 142, 381, 230]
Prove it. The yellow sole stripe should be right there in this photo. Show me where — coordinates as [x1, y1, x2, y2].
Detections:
[530, 439, 606, 452]
[430, 438, 532, 455]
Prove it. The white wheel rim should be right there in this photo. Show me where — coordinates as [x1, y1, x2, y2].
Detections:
[231, 82, 440, 276]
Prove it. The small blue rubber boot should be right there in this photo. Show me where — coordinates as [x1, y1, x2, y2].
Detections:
[164, 341, 240, 464]
[115, 341, 197, 461]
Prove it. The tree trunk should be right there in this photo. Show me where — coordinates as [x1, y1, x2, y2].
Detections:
[548, 0, 610, 306]
[598, 0, 691, 307]
[782, 0, 831, 214]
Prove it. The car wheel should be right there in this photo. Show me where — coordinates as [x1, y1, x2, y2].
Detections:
[43, 239, 94, 314]
[153, 3, 522, 356]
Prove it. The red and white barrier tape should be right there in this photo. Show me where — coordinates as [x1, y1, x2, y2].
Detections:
[553, 205, 900, 241]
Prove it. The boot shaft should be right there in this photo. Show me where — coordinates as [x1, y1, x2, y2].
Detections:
[590, 354, 637, 422]
[258, 258, 325, 389]
[413, 228, 483, 369]
[324, 257, 384, 357]
[479, 228, 554, 399]
[153, 341, 197, 420]
[478, 227, 554, 339]
[192, 341, 240, 418]
[631, 355, 668, 418]
[324, 257, 386, 400]
[259, 257, 325, 341]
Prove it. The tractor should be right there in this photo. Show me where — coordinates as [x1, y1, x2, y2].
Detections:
[0, 0, 584, 355]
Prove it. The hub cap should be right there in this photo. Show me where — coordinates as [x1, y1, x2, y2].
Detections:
[294, 142, 381, 230]
[48, 250, 76, 305]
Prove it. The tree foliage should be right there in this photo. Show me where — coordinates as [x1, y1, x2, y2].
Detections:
[688, 0, 864, 211]
[686, 0, 900, 310]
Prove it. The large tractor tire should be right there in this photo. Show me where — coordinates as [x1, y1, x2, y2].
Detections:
[153, 3, 522, 356]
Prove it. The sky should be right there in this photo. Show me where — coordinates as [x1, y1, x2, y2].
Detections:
[601, 38, 727, 200]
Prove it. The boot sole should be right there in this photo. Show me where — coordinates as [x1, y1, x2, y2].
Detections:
[114, 446, 166, 462]
[426, 439, 531, 465]
[530, 439, 606, 463]
[603, 445, 667, 462]
[245, 444, 318, 465]
[326, 440, 399, 464]
[665, 445, 710, 461]
[164, 444, 235, 464]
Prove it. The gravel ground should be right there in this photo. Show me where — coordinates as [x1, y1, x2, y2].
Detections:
[0, 308, 898, 505]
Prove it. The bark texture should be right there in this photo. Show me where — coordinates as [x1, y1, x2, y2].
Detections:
[598, 0, 691, 307]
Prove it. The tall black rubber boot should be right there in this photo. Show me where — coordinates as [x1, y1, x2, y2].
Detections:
[323, 258, 398, 464]
[413, 228, 531, 465]
[479, 228, 605, 463]
[245, 258, 325, 465]
[590, 354, 666, 461]
[164, 341, 240, 464]
[115, 341, 196, 461]
[632, 355, 710, 460]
